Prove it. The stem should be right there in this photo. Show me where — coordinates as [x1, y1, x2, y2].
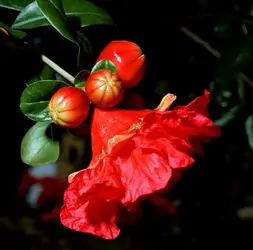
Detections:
[180, 26, 221, 58]
[41, 54, 75, 84]
[238, 72, 253, 87]
[180, 26, 253, 87]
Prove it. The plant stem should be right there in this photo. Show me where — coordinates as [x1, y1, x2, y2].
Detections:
[180, 26, 221, 58]
[180, 26, 253, 87]
[41, 54, 75, 84]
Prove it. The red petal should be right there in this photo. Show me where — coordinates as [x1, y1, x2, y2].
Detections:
[174, 90, 211, 116]
[111, 146, 172, 204]
[61, 91, 221, 239]
[60, 167, 124, 239]
[91, 108, 150, 156]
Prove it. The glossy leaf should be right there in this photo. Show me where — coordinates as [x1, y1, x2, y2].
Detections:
[0, 0, 33, 11]
[26, 64, 56, 85]
[245, 115, 253, 150]
[74, 69, 90, 88]
[0, 22, 27, 39]
[12, 0, 113, 30]
[39, 64, 56, 80]
[91, 59, 117, 74]
[61, 0, 113, 27]
[20, 80, 69, 122]
[21, 121, 60, 167]
[11, 1, 76, 43]
[12, 0, 106, 56]
[36, 0, 76, 43]
[12, 2, 47, 29]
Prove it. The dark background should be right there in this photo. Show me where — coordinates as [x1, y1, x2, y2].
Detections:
[0, 0, 253, 249]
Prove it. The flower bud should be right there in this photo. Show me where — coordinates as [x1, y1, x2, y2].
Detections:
[85, 69, 124, 108]
[96, 40, 146, 88]
[49, 86, 90, 128]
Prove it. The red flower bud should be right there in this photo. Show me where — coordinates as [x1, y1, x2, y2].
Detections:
[85, 69, 124, 108]
[96, 40, 146, 88]
[49, 86, 90, 128]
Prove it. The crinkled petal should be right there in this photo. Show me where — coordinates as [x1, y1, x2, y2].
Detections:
[174, 90, 211, 115]
[60, 168, 124, 239]
[111, 146, 172, 204]
[141, 111, 220, 157]
[133, 136, 195, 168]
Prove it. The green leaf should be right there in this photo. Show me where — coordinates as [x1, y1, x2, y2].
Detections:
[12, 2, 47, 29]
[36, 0, 76, 43]
[245, 115, 253, 150]
[0, 22, 27, 39]
[74, 69, 90, 88]
[11, 1, 76, 43]
[214, 34, 253, 85]
[214, 105, 240, 127]
[91, 59, 117, 74]
[11, 0, 113, 58]
[0, 0, 33, 11]
[12, 0, 102, 57]
[12, 0, 114, 30]
[40, 64, 56, 80]
[26, 64, 56, 85]
[21, 121, 60, 167]
[20, 80, 69, 122]
[62, 0, 114, 28]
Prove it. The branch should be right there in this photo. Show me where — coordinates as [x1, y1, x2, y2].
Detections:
[180, 26, 221, 58]
[41, 55, 75, 84]
[180, 26, 253, 86]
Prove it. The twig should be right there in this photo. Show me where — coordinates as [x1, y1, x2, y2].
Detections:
[238, 72, 253, 87]
[180, 26, 221, 58]
[41, 54, 75, 84]
[180, 26, 253, 86]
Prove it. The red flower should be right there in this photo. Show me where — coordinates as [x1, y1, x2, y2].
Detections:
[60, 90, 221, 239]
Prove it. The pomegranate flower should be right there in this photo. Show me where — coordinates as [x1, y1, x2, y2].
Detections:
[60, 90, 221, 239]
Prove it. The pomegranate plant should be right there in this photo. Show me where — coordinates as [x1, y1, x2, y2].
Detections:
[0, 0, 226, 242]
[0, 0, 147, 168]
